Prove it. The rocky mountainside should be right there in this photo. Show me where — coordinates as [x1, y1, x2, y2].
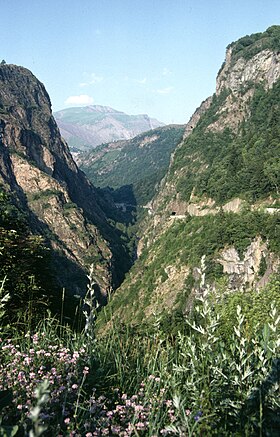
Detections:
[0, 64, 131, 301]
[100, 26, 280, 326]
[77, 124, 184, 206]
[54, 105, 164, 151]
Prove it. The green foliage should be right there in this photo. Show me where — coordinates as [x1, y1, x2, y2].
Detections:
[30, 189, 62, 201]
[171, 79, 280, 204]
[216, 275, 280, 342]
[80, 125, 184, 205]
[104, 209, 280, 324]
[0, 265, 279, 436]
[229, 25, 280, 62]
[0, 390, 13, 411]
[170, 289, 280, 436]
[0, 189, 51, 322]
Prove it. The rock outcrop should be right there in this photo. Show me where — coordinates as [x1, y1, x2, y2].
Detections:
[102, 26, 280, 326]
[0, 64, 129, 298]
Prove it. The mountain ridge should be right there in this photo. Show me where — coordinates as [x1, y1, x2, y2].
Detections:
[99, 25, 280, 327]
[77, 124, 185, 206]
[54, 105, 165, 151]
[0, 63, 131, 303]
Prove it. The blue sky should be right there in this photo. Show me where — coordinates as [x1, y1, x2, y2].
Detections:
[1, 0, 280, 124]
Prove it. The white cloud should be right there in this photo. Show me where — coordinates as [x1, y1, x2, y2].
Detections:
[65, 94, 94, 105]
[156, 86, 174, 95]
[79, 72, 103, 87]
[136, 77, 147, 84]
[162, 68, 172, 76]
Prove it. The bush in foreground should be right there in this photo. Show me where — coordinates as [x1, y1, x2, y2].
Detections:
[0, 271, 279, 436]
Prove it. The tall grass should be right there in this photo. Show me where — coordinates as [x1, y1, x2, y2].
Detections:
[0, 270, 279, 436]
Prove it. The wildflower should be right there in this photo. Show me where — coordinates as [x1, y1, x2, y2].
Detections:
[18, 371, 25, 381]
[64, 418, 71, 424]
[135, 421, 146, 430]
[72, 384, 78, 389]
[83, 366, 89, 375]
[32, 333, 39, 344]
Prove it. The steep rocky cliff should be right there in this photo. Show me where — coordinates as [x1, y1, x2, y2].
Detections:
[0, 64, 130, 299]
[101, 26, 280, 326]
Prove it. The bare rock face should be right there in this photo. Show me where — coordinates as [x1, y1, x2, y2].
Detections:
[208, 47, 280, 133]
[142, 31, 280, 240]
[216, 48, 280, 94]
[217, 237, 279, 289]
[183, 96, 213, 139]
[0, 64, 129, 297]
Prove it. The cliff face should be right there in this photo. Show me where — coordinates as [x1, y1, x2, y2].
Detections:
[211, 47, 280, 132]
[217, 47, 280, 94]
[0, 64, 129, 297]
[102, 26, 280, 325]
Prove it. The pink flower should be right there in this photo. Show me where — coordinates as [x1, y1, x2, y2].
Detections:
[83, 366, 89, 375]
[135, 422, 146, 430]
[32, 334, 39, 344]
[64, 418, 70, 424]
[18, 371, 25, 381]
[71, 384, 78, 389]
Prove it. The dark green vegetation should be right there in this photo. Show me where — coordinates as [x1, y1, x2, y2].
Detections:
[1, 26, 280, 436]
[0, 189, 52, 322]
[79, 125, 184, 205]
[171, 80, 280, 203]
[229, 25, 280, 62]
[100, 25, 280, 328]
[1, 278, 279, 436]
[101, 210, 280, 325]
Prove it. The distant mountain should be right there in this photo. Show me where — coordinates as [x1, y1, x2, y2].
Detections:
[54, 105, 165, 151]
[77, 125, 185, 206]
